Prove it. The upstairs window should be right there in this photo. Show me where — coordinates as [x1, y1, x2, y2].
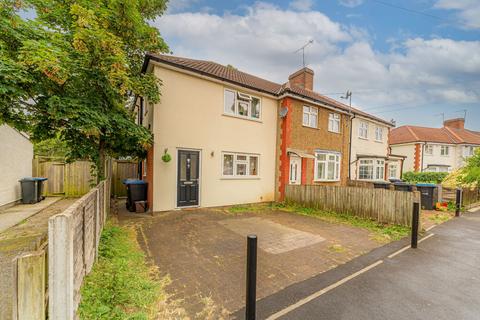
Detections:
[358, 121, 368, 139]
[463, 146, 476, 157]
[224, 89, 261, 120]
[424, 145, 433, 155]
[440, 145, 450, 156]
[303, 106, 318, 128]
[375, 127, 383, 141]
[328, 113, 340, 133]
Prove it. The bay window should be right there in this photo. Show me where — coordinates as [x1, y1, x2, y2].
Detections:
[222, 152, 259, 177]
[359, 159, 385, 180]
[314, 151, 341, 181]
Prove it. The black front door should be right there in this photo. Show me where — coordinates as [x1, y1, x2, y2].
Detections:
[177, 150, 200, 207]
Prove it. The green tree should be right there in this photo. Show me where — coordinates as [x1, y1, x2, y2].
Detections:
[0, 0, 169, 180]
[460, 149, 480, 186]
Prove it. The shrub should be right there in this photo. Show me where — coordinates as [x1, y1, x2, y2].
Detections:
[402, 171, 448, 184]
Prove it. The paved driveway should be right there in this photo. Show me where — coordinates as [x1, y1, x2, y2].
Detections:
[119, 206, 382, 318]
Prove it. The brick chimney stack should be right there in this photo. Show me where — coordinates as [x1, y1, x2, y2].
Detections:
[443, 118, 465, 130]
[288, 67, 314, 90]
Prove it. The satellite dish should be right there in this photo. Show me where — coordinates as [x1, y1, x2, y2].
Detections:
[279, 107, 288, 118]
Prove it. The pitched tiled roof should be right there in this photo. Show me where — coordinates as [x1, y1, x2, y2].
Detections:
[144, 53, 393, 126]
[390, 125, 480, 145]
[144, 53, 282, 95]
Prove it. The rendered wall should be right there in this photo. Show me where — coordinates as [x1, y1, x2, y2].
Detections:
[0, 125, 33, 207]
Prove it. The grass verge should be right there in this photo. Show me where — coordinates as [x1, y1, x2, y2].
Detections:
[78, 222, 164, 320]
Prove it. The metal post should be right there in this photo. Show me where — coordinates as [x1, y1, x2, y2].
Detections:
[411, 202, 419, 249]
[455, 188, 462, 217]
[246, 235, 257, 320]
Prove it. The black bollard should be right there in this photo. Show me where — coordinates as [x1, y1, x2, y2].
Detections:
[455, 188, 462, 217]
[246, 235, 257, 320]
[411, 202, 419, 249]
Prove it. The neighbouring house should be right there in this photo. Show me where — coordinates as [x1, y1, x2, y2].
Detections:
[138, 53, 395, 211]
[349, 116, 400, 181]
[0, 124, 33, 208]
[389, 118, 480, 173]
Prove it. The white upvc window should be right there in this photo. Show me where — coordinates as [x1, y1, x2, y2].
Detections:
[224, 89, 261, 120]
[440, 145, 450, 156]
[222, 152, 259, 177]
[424, 145, 433, 155]
[328, 113, 341, 133]
[358, 121, 368, 139]
[303, 106, 318, 128]
[375, 127, 383, 142]
[388, 164, 397, 179]
[463, 146, 476, 158]
[358, 159, 385, 180]
[314, 151, 341, 181]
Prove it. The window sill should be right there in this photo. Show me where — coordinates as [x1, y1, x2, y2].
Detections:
[222, 113, 262, 123]
[358, 136, 369, 140]
[313, 179, 340, 182]
[302, 125, 319, 130]
[328, 129, 341, 134]
[374, 140, 384, 143]
[220, 176, 261, 180]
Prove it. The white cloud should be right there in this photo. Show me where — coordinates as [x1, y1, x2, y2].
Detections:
[289, 0, 314, 11]
[339, 0, 364, 8]
[153, 3, 480, 121]
[434, 0, 480, 29]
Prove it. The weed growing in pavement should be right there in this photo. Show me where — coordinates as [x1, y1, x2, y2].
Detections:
[78, 222, 167, 319]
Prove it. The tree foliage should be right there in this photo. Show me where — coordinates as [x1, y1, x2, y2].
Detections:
[0, 0, 169, 179]
[460, 149, 480, 186]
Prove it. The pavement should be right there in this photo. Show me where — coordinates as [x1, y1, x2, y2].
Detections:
[245, 209, 480, 320]
[116, 202, 383, 318]
[0, 197, 61, 233]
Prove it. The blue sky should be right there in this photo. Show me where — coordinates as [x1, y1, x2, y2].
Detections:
[154, 0, 480, 129]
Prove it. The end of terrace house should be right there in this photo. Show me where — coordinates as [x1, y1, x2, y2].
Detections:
[133, 53, 401, 212]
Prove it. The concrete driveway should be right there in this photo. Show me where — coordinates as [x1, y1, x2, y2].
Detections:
[118, 206, 383, 318]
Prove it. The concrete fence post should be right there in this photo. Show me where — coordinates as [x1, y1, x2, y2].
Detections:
[48, 214, 74, 320]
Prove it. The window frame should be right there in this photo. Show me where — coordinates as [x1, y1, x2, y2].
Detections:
[302, 105, 318, 128]
[440, 145, 450, 156]
[221, 152, 260, 178]
[424, 145, 434, 156]
[358, 158, 385, 180]
[388, 164, 397, 179]
[374, 126, 383, 142]
[328, 113, 341, 133]
[223, 88, 262, 121]
[358, 121, 369, 139]
[314, 151, 341, 182]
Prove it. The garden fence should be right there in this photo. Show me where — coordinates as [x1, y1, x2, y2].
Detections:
[285, 185, 420, 227]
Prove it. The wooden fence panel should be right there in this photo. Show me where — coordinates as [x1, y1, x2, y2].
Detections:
[48, 179, 110, 320]
[462, 188, 480, 208]
[111, 160, 138, 197]
[285, 185, 419, 227]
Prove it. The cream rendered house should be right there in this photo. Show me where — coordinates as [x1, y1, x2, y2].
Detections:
[0, 124, 33, 208]
[138, 54, 397, 211]
[349, 116, 399, 181]
[389, 118, 480, 173]
[139, 54, 279, 211]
